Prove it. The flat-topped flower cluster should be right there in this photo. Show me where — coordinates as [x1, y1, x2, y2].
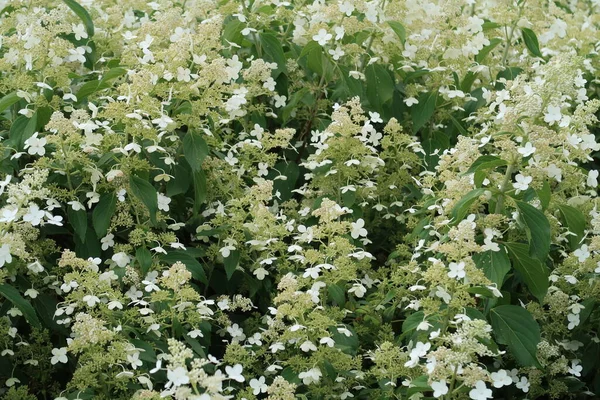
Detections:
[0, 0, 599, 399]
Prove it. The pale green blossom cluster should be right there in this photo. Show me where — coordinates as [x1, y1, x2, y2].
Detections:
[0, 0, 600, 399]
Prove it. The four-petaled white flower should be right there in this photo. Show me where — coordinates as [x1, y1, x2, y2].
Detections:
[351, 218, 368, 239]
[574, 244, 590, 262]
[512, 174, 532, 193]
[587, 170, 598, 187]
[516, 376, 530, 392]
[112, 252, 131, 268]
[448, 261, 466, 280]
[491, 369, 512, 388]
[24, 132, 47, 156]
[250, 376, 268, 395]
[167, 366, 189, 387]
[517, 142, 536, 157]
[348, 282, 367, 298]
[431, 380, 449, 398]
[469, 380, 492, 400]
[312, 29, 332, 46]
[225, 364, 245, 382]
[72, 23, 88, 41]
[157, 193, 171, 212]
[23, 204, 45, 226]
[298, 367, 322, 385]
[50, 347, 68, 365]
[274, 94, 286, 108]
[568, 359, 583, 377]
[544, 105, 562, 125]
[0, 244, 12, 268]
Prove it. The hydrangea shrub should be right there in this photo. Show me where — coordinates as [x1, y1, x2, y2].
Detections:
[0, 0, 599, 399]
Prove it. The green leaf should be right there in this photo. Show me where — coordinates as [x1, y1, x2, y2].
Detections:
[521, 28, 543, 58]
[0, 92, 20, 115]
[402, 311, 425, 333]
[365, 64, 394, 109]
[515, 201, 551, 261]
[183, 131, 209, 172]
[92, 192, 116, 238]
[475, 38, 502, 63]
[224, 250, 240, 280]
[0, 284, 41, 328]
[472, 247, 511, 287]
[136, 247, 153, 276]
[490, 305, 541, 367]
[129, 175, 158, 224]
[63, 0, 94, 37]
[260, 32, 287, 77]
[271, 161, 299, 202]
[557, 204, 586, 250]
[504, 242, 549, 302]
[159, 250, 207, 284]
[465, 155, 507, 175]
[192, 169, 207, 215]
[67, 208, 87, 242]
[166, 164, 191, 197]
[387, 21, 406, 44]
[537, 180, 551, 211]
[450, 188, 487, 225]
[327, 284, 346, 306]
[411, 91, 437, 133]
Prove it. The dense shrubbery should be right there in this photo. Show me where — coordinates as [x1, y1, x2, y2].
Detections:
[1, 0, 600, 399]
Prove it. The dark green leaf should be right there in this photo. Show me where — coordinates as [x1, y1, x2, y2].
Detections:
[129, 175, 158, 224]
[327, 284, 345, 306]
[450, 188, 487, 225]
[465, 155, 507, 175]
[521, 28, 543, 58]
[515, 201, 551, 261]
[92, 192, 116, 238]
[136, 247, 153, 276]
[490, 305, 541, 367]
[67, 208, 87, 242]
[224, 250, 240, 280]
[537, 180, 551, 211]
[475, 38, 502, 63]
[192, 169, 207, 214]
[260, 32, 287, 77]
[271, 161, 299, 202]
[63, 0, 94, 37]
[159, 250, 207, 284]
[557, 204, 586, 250]
[473, 247, 511, 287]
[365, 64, 394, 109]
[504, 242, 549, 302]
[411, 91, 437, 133]
[183, 131, 209, 172]
[0, 284, 41, 328]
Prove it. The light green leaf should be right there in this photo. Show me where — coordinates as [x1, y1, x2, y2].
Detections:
[490, 305, 541, 367]
[537, 180, 551, 211]
[92, 192, 116, 238]
[0, 92, 20, 115]
[557, 204, 586, 250]
[515, 201, 551, 261]
[411, 91, 437, 133]
[129, 175, 158, 224]
[475, 38, 502, 63]
[0, 284, 41, 328]
[183, 131, 209, 172]
[387, 21, 406, 45]
[63, 0, 94, 37]
[504, 242, 549, 302]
